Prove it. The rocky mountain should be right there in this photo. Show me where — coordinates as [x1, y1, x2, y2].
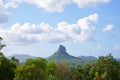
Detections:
[7, 54, 36, 62]
[47, 45, 97, 66]
[48, 45, 78, 61]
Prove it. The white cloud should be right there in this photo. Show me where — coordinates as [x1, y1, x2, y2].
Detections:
[2, 0, 110, 12]
[102, 24, 114, 32]
[0, 13, 98, 44]
[4, 0, 23, 8]
[3, 0, 71, 12]
[0, 0, 9, 23]
[25, 0, 71, 12]
[73, 0, 110, 8]
[58, 13, 98, 41]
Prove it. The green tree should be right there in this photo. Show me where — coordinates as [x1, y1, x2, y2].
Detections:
[0, 55, 16, 80]
[11, 56, 19, 65]
[0, 37, 17, 80]
[14, 58, 47, 80]
[0, 37, 6, 51]
[46, 61, 60, 80]
[73, 64, 85, 80]
[56, 61, 72, 80]
[94, 54, 120, 80]
[72, 54, 120, 80]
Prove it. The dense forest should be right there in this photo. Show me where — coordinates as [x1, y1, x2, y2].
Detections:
[0, 37, 120, 80]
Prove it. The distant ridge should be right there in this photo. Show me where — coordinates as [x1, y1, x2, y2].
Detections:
[7, 54, 36, 62]
[79, 56, 97, 61]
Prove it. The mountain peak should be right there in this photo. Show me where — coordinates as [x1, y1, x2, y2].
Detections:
[57, 45, 66, 53]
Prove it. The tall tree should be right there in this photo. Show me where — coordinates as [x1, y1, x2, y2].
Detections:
[0, 37, 6, 51]
[94, 54, 120, 80]
[56, 61, 72, 80]
[46, 61, 59, 80]
[0, 37, 17, 80]
[14, 58, 47, 80]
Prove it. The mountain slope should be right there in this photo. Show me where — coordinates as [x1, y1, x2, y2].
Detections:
[47, 45, 97, 66]
[47, 45, 82, 66]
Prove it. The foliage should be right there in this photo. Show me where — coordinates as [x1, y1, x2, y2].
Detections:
[56, 61, 72, 80]
[93, 54, 120, 80]
[0, 54, 15, 80]
[14, 58, 47, 80]
[0, 37, 6, 51]
[0, 37, 18, 80]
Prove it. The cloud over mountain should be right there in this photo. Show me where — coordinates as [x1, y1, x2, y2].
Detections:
[0, 13, 98, 44]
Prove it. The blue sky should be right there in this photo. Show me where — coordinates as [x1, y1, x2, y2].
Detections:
[0, 0, 120, 58]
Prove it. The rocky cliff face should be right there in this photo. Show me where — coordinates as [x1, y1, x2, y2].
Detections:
[55, 45, 69, 56]
[47, 45, 79, 62]
[57, 45, 66, 53]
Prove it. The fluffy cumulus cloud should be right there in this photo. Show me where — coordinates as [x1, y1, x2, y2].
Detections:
[73, 0, 110, 8]
[2, 0, 110, 12]
[25, 0, 71, 12]
[0, 13, 98, 44]
[58, 13, 98, 41]
[3, 0, 23, 8]
[102, 24, 114, 32]
[0, 0, 9, 23]
[3, 0, 71, 12]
